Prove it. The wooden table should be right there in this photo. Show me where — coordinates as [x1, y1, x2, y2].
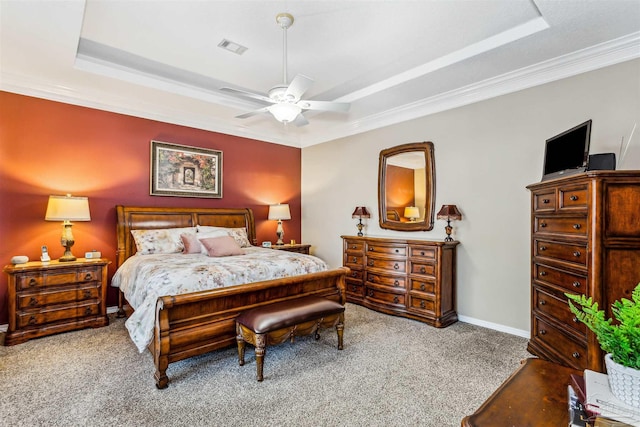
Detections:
[462, 358, 581, 427]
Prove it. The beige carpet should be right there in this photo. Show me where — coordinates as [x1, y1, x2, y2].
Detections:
[0, 303, 530, 426]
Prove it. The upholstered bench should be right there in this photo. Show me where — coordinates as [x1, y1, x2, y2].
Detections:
[235, 296, 345, 381]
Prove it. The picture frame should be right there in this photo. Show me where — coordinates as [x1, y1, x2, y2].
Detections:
[150, 140, 222, 198]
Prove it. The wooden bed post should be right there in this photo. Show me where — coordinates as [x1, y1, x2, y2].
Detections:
[154, 300, 171, 389]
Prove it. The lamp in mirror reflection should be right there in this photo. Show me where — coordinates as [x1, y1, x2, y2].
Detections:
[351, 206, 371, 237]
[436, 205, 462, 242]
[268, 203, 291, 245]
[45, 194, 91, 261]
[404, 206, 420, 222]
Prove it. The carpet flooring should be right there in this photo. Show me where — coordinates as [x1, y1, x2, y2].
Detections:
[0, 303, 530, 426]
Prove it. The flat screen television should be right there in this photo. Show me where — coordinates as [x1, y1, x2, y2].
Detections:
[542, 120, 592, 181]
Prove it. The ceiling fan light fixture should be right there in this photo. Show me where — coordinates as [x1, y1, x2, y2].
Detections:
[269, 103, 301, 123]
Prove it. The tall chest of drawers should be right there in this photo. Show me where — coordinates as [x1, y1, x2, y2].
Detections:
[3, 258, 110, 345]
[341, 236, 458, 327]
[527, 171, 640, 372]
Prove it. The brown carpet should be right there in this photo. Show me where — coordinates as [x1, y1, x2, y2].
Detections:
[0, 303, 530, 426]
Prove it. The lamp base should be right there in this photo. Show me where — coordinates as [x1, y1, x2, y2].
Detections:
[275, 220, 285, 245]
[59, 252, 77, 262]
[356, 220, 364, 237]
[444, 221, 454, 242]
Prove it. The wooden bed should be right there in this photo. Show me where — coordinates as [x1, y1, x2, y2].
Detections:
[115, 205, 348, 388]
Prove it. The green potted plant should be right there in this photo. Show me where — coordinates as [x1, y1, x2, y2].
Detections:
[566, 283, 640, 408]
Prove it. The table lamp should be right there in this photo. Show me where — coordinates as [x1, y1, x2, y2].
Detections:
[268, 203, 291, 245]
[404, 206, 420, 222]
[351, 206, 370, 237]
[436, 205, 462, 242]
[45, 194, 91, 261]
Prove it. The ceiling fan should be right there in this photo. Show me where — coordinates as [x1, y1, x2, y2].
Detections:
[220, 13, 350, 127]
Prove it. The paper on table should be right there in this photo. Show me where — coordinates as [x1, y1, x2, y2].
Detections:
[585, 370, 640, 427]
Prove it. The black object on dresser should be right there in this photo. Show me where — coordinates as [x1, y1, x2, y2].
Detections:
[341, 235, 458, 327]
[527, 171, 640, 372]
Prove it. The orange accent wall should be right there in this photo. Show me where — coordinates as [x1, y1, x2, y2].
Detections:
[0, 91, 302, 323]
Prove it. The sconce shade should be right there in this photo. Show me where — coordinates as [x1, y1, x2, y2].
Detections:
[436, 205, 462, 221]
[404, 206, 420, 220]
[45, 195, 91, 221]
[351, 206, 371, 219]
[268, 203, 291, 221]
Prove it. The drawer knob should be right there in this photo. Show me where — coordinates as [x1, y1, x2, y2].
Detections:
[84, 273, 93, 281]
[540, 222, 547, 228]
[28, 315, 37, 325]
[573, 224, 581, 230]
[29, 297, 38, 306]
[29, 278, 37, 287]
[85, 307, 93, 315]
[394, 280, 399, 287]
[351, 245, 356, 249]
[573, 317, 579, 323]
[368, 289, 374, 297]
[539, 299, 546, 305]
[539, 245, 547, 251]
[393, 296, 399, 304]
[351, 272, 357, 277]
[542, 198, 550, 204]
[570, 195, 578, 201]
[572, 352, 581, 359]
[368, 260, 374, 267]
[352, 257, 357, 263]
[84, 289, 92, 298]
[420, 267, 426, 274]
[350, 285, 357, 292]
[369, 275, 375, 282]
[572, 281, 581, 288]
[573, 251, 581, 257]
[420, 300, 426, 309]
[393, 263, 399, 270]
[420, 284, 426, 291]
[539, 329, 546, 335]
[420, 251, 425, 256]
[395, 249, 399, 253]
[369, 247, 374, 251]
[539, 271, 547, 276]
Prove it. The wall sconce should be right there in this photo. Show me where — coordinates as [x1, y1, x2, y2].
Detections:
[351, 206, 371, 237]
[404, 206, 420, 222]
[268, 203, 291, 245]
[436, 205, 462, 242]
[45, 194, 91, 261]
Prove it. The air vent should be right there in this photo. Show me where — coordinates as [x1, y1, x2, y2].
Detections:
[218, 39, 247, 55]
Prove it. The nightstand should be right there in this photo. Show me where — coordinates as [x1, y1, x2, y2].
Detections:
[3, 258, 110, 345]
[270, 244, 311, 255]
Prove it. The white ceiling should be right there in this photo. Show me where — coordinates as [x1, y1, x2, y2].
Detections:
[2, 1, 640, 148]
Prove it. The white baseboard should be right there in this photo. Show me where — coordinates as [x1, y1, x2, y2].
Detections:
[458, 314, 530, 339]
[0, 305, 121, 334]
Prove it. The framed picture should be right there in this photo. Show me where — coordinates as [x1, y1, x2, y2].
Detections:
[150, 140, 222, 198]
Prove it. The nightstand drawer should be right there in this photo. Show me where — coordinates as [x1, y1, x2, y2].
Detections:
[17, 285, 100, 309]
[16, 267, 100, 290]
[17, 301, 101, 328]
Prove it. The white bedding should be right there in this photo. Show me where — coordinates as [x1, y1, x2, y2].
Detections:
[111, 247, 328, 352]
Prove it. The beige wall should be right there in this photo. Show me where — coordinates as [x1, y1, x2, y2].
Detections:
[301, 58, 640, 336]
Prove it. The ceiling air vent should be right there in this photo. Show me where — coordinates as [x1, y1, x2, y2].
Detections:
[218, 39, 247, 55]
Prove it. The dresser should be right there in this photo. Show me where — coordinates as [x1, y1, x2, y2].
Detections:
[341, 236, 458, 327]
[526, 171, 640, 372]
[3, 258, 110, 345]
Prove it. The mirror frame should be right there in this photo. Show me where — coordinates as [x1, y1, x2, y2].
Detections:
[378, 141, 436, 231]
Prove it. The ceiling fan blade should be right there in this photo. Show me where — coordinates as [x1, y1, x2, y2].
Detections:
[285, 74, 314, 100]
[220, 87, 274, 104]
[296, 100, 351, 113]
[292, 114, 309, 127]
[235, 107, 270, 119]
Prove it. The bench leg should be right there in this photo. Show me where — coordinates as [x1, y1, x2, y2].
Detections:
[236, 336, 246, 366]
[255, 334, 266, 382]
[336, 314, 345, 350]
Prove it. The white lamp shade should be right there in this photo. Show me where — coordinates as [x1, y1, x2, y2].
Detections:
[404, 206, 420, 219]
[268, 203, 291, 220]
[269, 103, 301, 123]
[45, 195, 91, 221]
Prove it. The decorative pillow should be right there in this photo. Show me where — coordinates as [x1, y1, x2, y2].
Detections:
[197, 225, 252, 248]
[131, 227, 197, 255]
[199, 236, 244, 257]
[196, 230, 231, 254]
[180, 233, 202, 254]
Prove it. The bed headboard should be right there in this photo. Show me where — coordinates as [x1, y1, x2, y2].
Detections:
[115, 205, 257, 268]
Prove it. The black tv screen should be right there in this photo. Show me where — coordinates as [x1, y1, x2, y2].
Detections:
[542, 120, 591, 180]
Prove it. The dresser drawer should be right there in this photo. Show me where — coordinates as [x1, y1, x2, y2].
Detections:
[408, 295, 435, 315]
[366, 243, 407, 257]
[17, 285, 100, 309]
[409, 245, 436, 259]
[344, 240, 364, 253]
[366, 273, 405, 290]
[410, 278, 435, 294]
[533, 190, 556, 212]
[365, 286, 405, 307]
[16, 267, 101, 291]
[533, 285, 586, 337]
[535, 240, 587, 268]
[532, 316, 587, 370]
[17, 301, 101, 328]
[409, 261, 436, 277]
[345, 279, 364, 298]
[346, 269, 363, 281]
[534, 263, 587, 293]
[535, 216, 588, 236]
[344, 254, 364, 269]
[559, 185, 589, 211]
[366, 257, 406, 273]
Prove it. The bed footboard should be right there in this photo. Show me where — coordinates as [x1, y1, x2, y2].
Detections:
[152, 267, 348, 389]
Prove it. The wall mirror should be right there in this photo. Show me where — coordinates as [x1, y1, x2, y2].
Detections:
[378, 142, 435, 231]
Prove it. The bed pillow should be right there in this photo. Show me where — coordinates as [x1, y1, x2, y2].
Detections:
[180, 233, 202, 254]
[199, 236, 244, 257]
[197, 225, 252, 248]
[196, 230, 231, 254]
[131, 227, 197, 255]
